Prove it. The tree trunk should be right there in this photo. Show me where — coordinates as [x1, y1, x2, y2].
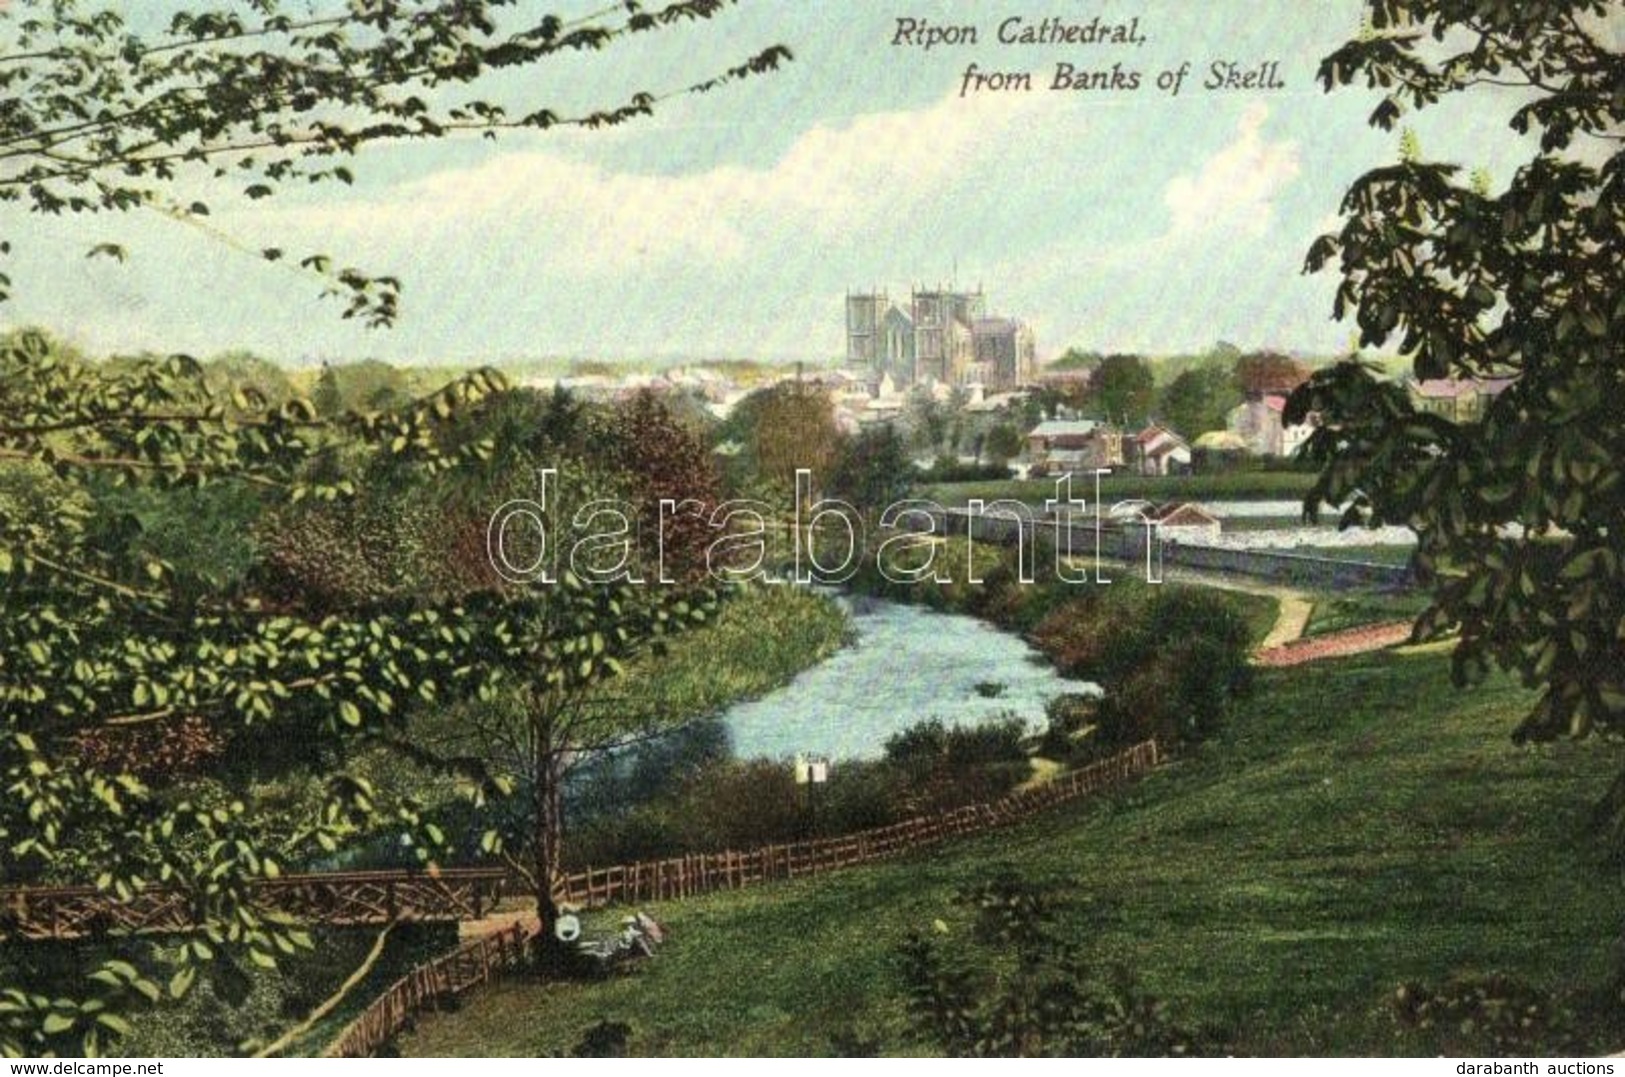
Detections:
[531, 749, 570, 972]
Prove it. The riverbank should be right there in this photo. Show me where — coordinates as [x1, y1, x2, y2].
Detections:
[846, 533, 1278, 663]
[599, 583, 851, 722]
[397, 647, 1625, 1056]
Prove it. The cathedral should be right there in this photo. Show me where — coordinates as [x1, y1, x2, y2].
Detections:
[845, 285, 1036, 389]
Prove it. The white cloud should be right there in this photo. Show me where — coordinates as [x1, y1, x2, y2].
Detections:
[952, 102, 1314, 358]
[1163, 101, 1300, 237]
[237, 90, 1051, 278]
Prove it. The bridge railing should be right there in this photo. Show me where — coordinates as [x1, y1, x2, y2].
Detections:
[0, 867, 508, 941]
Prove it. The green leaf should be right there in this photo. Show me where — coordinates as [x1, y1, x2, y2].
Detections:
[103, 961, 138, 982]
[95, 1013, 132, 1036]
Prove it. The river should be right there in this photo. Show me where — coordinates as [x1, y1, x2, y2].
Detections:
[719, 593, 1098, 761]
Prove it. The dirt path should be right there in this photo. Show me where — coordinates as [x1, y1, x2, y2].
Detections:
[1252, 621, 1415, 667]
[1258, 595, 1314, 650]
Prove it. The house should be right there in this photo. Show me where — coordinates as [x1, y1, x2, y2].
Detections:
[1226, 394, 1314, 456]
[1406, 376, 1514, 423]
[1149, 502, 1222, 543]
[1129, 424, 1192, 476]
[1026, 419, 1125, 475]
[1114, 501, 1222, 544]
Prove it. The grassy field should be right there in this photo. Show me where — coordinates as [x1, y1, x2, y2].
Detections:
[919, 471, 1318, 508]
[396, 649, 1625, 1057]
[1302, 591, 1432, 637]
[1230, 587, 1285, 648]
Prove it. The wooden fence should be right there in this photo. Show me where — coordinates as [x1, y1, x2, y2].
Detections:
[554, 739, 1160, 909]
[325, 738, 1160, 1056]
[325, 921, 533, 1058]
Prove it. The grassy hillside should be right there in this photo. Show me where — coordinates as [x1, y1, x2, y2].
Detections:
[396, 648, 1625, 1057]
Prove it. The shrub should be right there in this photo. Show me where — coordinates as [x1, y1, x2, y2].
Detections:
[670, 759, 804, 850]
[112, 925, 455, 1057]
[567, 807, 683, 869]
[885, 716, 1028, 772]
[944, 717, 1028, 769]
[884, 720, 951, 768]
[1038, 694, 1098, 760]
[897, 867, 1227, 1056]
[1032, 585, 1251, 749]
[562, 1019, 634, 1057]
[1392, 974, 1582, 1056]
[815, 762, 902, 836]
[1030, 595, 1114, 679]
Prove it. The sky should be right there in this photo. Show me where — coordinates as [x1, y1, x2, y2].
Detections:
[0, 0, 1577, 366]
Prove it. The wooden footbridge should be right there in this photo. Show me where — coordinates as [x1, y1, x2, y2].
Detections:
[0, 868, 507, 941]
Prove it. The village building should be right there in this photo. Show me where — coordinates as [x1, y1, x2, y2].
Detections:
[1026, 418, 1125, 475]
[1128, 424, 1193, 476]
[1227, 394, 1314, 457]
[1146, 501, 1223, 543]
[1110, 500, 1223, 544]
[1406, 376, 1515, 423]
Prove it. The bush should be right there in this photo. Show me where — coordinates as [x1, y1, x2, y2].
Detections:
[884, 719, 951, 767]
[1392, 974, 1582, 1056]
[815, 761, 902, 835]
[1030, 594, 1114, 679]
[944, 717, 1028, 769]
[1032, 585, 1252, 749]
[111, 925, 455, 1057]
[1037, 694, 1097, 760]
[897, 867, 1228, 1056]
[884, 717, 1028, 772]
